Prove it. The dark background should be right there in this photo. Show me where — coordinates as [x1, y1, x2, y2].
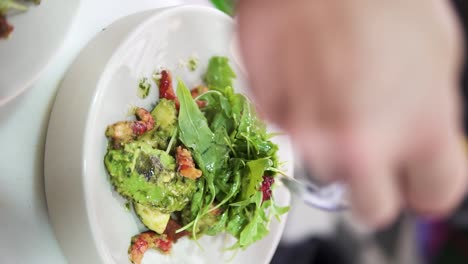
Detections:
[454, 0, 468, 131]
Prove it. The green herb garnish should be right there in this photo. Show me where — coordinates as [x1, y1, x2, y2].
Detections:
[137, 77, 151, 99]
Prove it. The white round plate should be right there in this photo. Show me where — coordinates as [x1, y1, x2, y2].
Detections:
[45, 6, 293, 264]
[0, 0, 80, 105]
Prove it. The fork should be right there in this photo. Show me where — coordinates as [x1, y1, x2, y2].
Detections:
[277, 172, 349, 211]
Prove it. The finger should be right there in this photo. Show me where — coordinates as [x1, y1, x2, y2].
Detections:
[292, 125, 346, 184]
[340, 127, 401, 228]
[404, 128, 467, 217]
[293, 129, 332, 182]
[237, 1, 285, 123]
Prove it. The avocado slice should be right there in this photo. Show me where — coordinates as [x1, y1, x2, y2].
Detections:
[134, 203, 170, 234]
[139, 99, 178, 150]
[151, 98, 177, 130]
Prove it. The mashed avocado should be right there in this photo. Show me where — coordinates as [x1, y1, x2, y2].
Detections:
[104, 98, 193, 214]
[105, 141, 196, 213]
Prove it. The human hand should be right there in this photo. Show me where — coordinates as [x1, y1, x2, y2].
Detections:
[237, 0, 467, 227]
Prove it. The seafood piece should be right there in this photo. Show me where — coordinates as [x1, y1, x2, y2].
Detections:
[158, 70, 179, 108]
[128, 232, 172, 264]
[176, 146, 202, 179]
[0, 15, 13, 39]
[158, 70, 209, 109]
[106, 107, 154, 146]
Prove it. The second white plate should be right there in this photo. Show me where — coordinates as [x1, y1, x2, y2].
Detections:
[0, 0, 80, 105]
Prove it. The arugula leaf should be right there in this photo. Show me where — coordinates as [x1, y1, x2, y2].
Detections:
[241, 158, 272, 200]
[238, 210, 269, 247]
[205, 56, 236, 92]
[211, 163, 241, 211]
[236, 193, 289, 249]
[227, 191, 265, 249]
[205, 209, 229, 236]
[226, 207, 248, 238]
[236, 100, 265, 143]
[177, 78, 214, 152]
[199, 91, 232, 118]
[271, 202, 290, 222]
[190, 179, 206, 218]
[228, 93, 245, 127]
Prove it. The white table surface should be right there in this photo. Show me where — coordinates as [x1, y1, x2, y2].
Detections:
[0, 1, 216, 263]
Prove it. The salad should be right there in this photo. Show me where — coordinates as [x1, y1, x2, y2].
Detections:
[104, 56, 289, 264]
[0, 0, 40, 38]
